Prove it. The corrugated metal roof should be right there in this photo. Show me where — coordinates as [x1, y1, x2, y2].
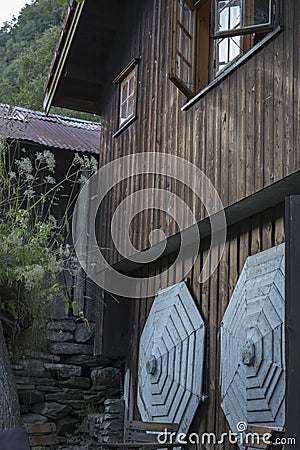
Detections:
[0, 104, 100, 154]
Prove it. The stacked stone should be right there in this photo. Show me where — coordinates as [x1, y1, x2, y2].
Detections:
[79, 399, 125, 445]
[12, 317, 123, 448]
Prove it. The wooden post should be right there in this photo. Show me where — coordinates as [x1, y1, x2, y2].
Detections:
[285, 196, 300, 448]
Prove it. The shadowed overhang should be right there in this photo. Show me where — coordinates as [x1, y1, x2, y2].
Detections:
[44, 0, 125, 115]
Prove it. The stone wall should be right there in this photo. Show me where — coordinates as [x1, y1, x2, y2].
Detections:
[12, 315, 124, 449]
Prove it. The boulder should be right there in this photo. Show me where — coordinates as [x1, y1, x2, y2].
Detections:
[50, 343, 93, 355]
[91, 368, 120, 388]
[64, 399, 87, 410]
[18, 389, 45, 404]
[24, 350, 60, 362]
[21, 359, 46, 375]
[46, 389, 83, 402]
[75, 323, 95, 343]
[21, 413, 48, 424]
[47, 331, 74, 342]
[58, 377, 91, 389]
[104, 399, 124, 415]
[44, 363, 81, 378]
[32, 402, 72, 419]
[56, 417, 78, 436]
[15, 376, 56, 385]
[37, 385, 59, 392]
[47, 320, 76, 332]
[64, 354, 107, 367]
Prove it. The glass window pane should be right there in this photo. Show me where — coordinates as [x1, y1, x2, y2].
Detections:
[176, 54, 181, 78]
[182, 61, 192, 85]
[182, 31, 191, 63]
[120, 102, 128, 124]
[218, 38, 229, 64]
[127, 96, 134, 118]
[177, 25, 182, 53]
[121, 82, 128, 103]
[128, 75, 135, 95]
[178, 0, 182, 23]
[216, 0, 241, 32]
[230, 5, 241, 29]
[244, 0, 270, 26]
[183, 3, 192, 32]
[119, 67, 137, 126]
[219, 7, 229, 31]
[229, 36, 241, 60]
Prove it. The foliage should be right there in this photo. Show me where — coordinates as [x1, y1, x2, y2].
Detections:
[0, 26, 61, 112]
[0, 0, 99, 122]
[0, 139, 97, 350]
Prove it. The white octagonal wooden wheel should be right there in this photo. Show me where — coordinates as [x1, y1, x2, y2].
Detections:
[137, 282, 205, 434]
[221, 244, 286, 447]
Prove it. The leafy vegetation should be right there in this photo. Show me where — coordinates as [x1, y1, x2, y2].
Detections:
[0, 0, 98, 121]
[0, 139, 97, 352]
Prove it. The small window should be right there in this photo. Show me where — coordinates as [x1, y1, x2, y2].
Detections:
[119, 69, 137, 126]
[170, 0, 277, 95]
[113, 58, 139, 135]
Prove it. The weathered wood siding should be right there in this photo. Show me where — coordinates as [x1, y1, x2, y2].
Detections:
[98, 0, 298, 264]
[94, 0, 296, 445]
[125, 203, 285, 449]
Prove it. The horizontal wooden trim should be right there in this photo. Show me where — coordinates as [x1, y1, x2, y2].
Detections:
[127, 421, 179, 432]
[112, 166, 300, 274]
[246, 425, 284, 435]
[28, 435, 58, 446]
[24, 423, 56, 433]
[181, 25, 283, 111]
[113, 115, 137, 138]
[169, 74, 195, 98]
[212, 23, 274, 39]
[113, 58, 140, 85]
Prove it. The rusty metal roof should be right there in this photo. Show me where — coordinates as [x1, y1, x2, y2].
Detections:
[0, 104, 100, 154]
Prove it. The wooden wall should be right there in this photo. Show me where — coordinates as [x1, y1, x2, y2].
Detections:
[98, 0, 299, 265]
[94, 0, 297, 445]
[125, 203, 285, 449]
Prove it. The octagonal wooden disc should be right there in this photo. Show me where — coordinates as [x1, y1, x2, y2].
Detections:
[137, 282, 205, 434]
[221, 244, 285, 446]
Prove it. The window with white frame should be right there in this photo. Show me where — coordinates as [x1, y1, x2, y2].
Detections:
[114, 59, 139, 133]
[119, 68, 137, 126]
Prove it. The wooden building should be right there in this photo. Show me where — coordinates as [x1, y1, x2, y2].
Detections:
[0, 103, 100, 219]
[44, 1, 300, 448]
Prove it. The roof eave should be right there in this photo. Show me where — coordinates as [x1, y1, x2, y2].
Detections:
[43, 0, 85, 114]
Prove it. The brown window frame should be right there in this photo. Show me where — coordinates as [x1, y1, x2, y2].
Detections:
[113, 58, 139, 136]
[169, 0, 278, 96]
[212, 0, 276, 38]
[170, 0, 199, 97]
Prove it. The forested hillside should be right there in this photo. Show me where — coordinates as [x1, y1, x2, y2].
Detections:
[0, 0, 99, 121]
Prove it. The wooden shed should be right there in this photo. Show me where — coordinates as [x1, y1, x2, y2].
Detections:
[44, 0, 300, 448]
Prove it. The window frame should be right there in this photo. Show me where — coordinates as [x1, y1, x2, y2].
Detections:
[212, 0, 276, 39]
[170, 0, 198, 97]
[170, 0, 279, 96]
[113, 58, 139, 137]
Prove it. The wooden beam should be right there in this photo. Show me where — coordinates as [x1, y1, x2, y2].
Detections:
[114, 170, 300, 274]
[285, 196, 300, 449]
